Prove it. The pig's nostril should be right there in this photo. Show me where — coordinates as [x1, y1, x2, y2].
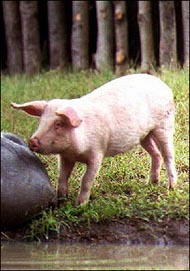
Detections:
[28, 137, 40, 150]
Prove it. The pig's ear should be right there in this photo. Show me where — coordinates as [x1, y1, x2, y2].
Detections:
[11, 101, 47, 116]
[56, 106, 82, 127]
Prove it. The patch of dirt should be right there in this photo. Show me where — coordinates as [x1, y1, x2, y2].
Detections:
[1, 218, 189, 245]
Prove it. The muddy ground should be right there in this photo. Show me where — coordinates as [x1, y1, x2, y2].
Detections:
[1, 218, 189, 246]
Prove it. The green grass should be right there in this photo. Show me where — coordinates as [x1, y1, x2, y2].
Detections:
[1, 68, 189, 241]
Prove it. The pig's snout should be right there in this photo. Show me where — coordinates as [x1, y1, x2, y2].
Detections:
[28, 137, 41, 152]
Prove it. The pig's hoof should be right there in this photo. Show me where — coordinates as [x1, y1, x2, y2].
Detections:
[151, 178, 159, 185]
[57, 190, 69, 204]
[168, 180, 177, 190]
[57, 197, 67, 207]
[76, 195, 89, 206]
[75, 201, 88, 207]
[57, 189, 69, 198]
[168, 184, 176, 191]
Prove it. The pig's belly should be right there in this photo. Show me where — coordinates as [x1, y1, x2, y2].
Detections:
[105, 134, 141, 157]
[104, 110, 154, 157]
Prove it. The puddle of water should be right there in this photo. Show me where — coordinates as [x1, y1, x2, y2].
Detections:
[1, 242, 189, 270]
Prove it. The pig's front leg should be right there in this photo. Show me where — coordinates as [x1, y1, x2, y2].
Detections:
[57, 155, 75, 201]
[77, 154, 103, 205]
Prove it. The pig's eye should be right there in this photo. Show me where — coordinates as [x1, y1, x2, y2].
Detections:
[54, 121, 64, 130]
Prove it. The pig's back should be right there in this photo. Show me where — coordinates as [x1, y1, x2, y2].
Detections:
[81, 74, 175, 156]
[86, 73, 173, 103]
[82, 73, 174, 119]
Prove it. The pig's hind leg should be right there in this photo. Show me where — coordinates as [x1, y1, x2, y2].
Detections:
[141, 133, 162, 184]
[152, 125, 177, 189]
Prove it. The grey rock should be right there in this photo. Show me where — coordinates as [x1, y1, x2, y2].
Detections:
[1, 132, 56, 229]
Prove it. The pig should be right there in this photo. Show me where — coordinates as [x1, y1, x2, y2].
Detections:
[11, 74, 177, 205]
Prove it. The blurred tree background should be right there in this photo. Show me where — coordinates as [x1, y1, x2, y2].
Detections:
[1, 0, 189, 76]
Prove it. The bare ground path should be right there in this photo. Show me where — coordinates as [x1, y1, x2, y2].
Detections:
[1, 218, 189, 245]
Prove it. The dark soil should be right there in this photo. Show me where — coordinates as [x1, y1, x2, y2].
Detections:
[1, 218, 189, 246]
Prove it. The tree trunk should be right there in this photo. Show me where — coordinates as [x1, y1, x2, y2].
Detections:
[2, 1, 23, 74]
[95, 1, 114, 71]
[114, 1, 128, 74]
[48, 1, 69, 70]
[159, 1, 177, 68]
[181, 1, 189, 67]
[138, 1, 155, 72]
[71, 1, 89, 70]
[20, 1, 41, 75]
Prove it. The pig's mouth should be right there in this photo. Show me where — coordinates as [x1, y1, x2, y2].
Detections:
[28, 137, 49, 155]
[28, 144, 43, 154]
[28, 141, 48, 155]
[28, 142, 60, 155]
[29, 145, 51, 155]
[28, 137, 66, 155]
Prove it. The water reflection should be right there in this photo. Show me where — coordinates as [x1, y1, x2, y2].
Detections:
[1, 242, 189, 270]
